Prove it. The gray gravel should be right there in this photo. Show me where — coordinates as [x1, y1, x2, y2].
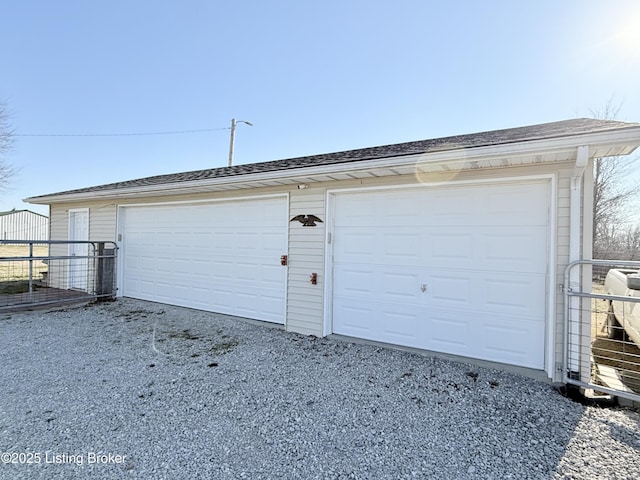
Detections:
[1, 298, 639, 480]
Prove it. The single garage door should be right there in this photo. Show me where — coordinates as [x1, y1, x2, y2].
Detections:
[120, 196, 288, 323]
[331, 181, 549, 369]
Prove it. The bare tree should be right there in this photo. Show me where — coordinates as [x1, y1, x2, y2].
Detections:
[0, 100, 15, 190]
[622, 226, 640, 261]
[590, 100, 640, 259]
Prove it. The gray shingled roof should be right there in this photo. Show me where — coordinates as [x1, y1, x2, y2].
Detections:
[27, 118, 640, 199]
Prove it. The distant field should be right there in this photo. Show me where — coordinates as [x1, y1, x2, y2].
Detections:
[0, 244, 50, 282]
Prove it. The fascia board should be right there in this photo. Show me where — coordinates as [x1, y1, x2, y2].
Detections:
[25, 126, 640, 205]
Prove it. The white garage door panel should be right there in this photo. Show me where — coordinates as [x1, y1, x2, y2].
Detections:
[333, 297, 546, 368]
[332, 182, 549, 369]
[122, 197, 287, 323]
[335, 226, 547, 272]
[336, 183, 548, 227]
[334, 262, 545, 313]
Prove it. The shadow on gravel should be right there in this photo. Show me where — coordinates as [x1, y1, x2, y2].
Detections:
[1, 298, 639, 480]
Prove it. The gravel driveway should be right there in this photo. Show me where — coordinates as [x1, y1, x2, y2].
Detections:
[1, 298, 639, 479]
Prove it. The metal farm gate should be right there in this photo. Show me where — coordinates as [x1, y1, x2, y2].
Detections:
[564, 259, 640, 404]
[0, 240, 117, 310]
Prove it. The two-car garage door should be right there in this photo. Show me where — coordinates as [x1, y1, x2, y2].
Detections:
[120, 196, 288, 324]
[331, 181, 550, 369]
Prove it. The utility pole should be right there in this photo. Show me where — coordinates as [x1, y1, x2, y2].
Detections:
[228, 118, 253, 166]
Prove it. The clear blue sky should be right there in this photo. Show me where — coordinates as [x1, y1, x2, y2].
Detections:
[1, 0, 639, 217]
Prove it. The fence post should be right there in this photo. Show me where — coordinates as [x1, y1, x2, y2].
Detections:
[95, 242, 115, 297]
[96, 242, 104, 295]
[28, 242, 34, 300]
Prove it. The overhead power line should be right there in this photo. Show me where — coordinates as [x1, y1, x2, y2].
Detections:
[14, 126, 230, 137]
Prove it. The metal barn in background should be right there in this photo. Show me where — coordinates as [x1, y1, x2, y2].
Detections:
[0, 209, 49, 241]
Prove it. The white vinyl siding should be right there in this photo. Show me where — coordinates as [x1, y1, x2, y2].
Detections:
[47, 207, 68, 289]
[49, 203, 118, 243]
[286, 188, 326, 336]
[49, 206, 68, 245]
[553, 166, 574, 377]
[89, 204, 117, 241]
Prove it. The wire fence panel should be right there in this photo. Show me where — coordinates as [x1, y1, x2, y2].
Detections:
[0, 240, 117, 310]
[564, 259, 640, 404]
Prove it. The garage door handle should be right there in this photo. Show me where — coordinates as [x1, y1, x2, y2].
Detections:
[421, 284, 427, 293]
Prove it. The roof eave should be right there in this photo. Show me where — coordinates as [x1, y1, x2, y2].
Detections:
[25, 126, 640, 205]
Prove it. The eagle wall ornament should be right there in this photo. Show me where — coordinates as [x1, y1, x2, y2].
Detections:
[290, 215, 323, 227]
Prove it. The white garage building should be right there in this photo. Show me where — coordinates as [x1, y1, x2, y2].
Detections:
[26, 118, 640, 382]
